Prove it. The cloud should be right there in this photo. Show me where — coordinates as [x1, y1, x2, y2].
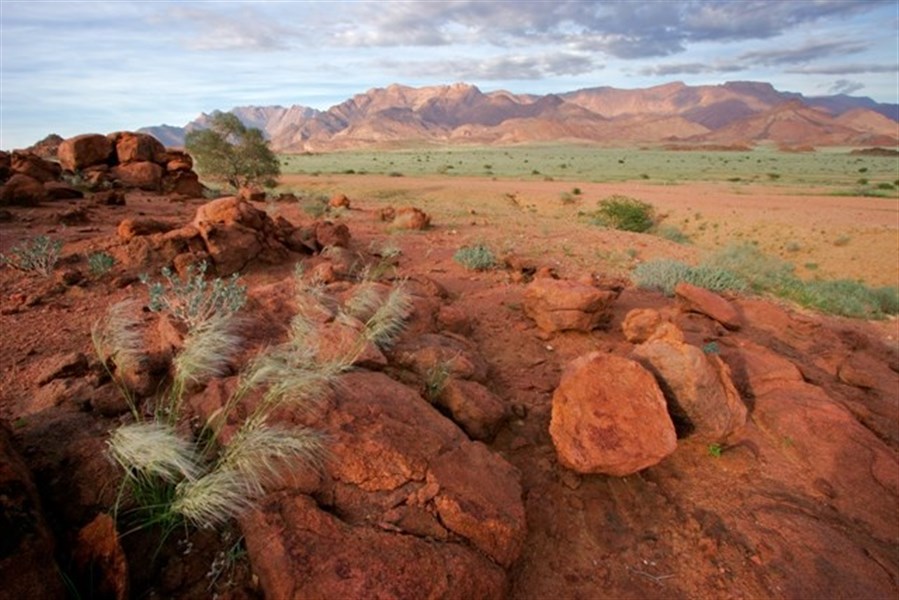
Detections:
[786, 64, 899, 75]
[638, 62, 745, 76]
[738, 40, 867, 65]
[378, 52, 599, 81]
[167, 6, 293, 51]
[323, 0, 882, 61]
[827, 79, 866, 95]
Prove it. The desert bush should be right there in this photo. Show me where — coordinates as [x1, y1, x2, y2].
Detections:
[779, 279, 899, 319]
[702, 243, 795, 292]
[591, 195, 655, 233]
[88, 251, 116, 276]
[141, 261, 247, 329]
[453, 243, 496, 271]
[632, 259, 745, 296]
[101, 267, 412, 538]
[655, 225, 691, 244]
[0, 235, 62, 277]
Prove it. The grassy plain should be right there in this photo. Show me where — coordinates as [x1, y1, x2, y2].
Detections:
[275, 144, 899, 306]
[280, 144, 899, 193]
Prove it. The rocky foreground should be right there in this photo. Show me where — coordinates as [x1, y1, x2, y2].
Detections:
[0, 133, 897, 599]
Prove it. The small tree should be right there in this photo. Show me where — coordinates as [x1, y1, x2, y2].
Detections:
[185, 112, 280, 190]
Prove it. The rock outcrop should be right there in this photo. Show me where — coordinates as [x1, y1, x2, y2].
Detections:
[549, 352, 677, 475]
[523, 278, 617, 333]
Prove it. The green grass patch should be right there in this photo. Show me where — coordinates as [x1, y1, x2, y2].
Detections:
[633, 243, 899, 319]
[453, 244, 497, 271]
[591, 195, 655, 232]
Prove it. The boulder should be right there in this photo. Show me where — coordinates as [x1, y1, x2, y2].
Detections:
[549, 352, 677, 475]
[192, 196, 293, 275]
[161, 170, 204, 197]
[314, 221, 351, 249]
[621, 308, 663, 343]
[391, 333, 489, 383]
[329, 193, 350, 208]
[117, 217, 176, 240]
[73, 513, 128, 600]
[392, 206, 431, 230]
[632, 338, 747, 441]
[242, 494, 507, 600]
[161, 150, 193, 172]
[0, 423, 67, 599]
[10, 151, 62, 183]
[58, 133, 113, 171]
[0, 173, 48, 206]
[435, 378, 507, 441]
[717, 338, 803, 398]
[523, 278, 617, 333]
[110, 161, 163, 191]
[44, 181, 84, 201]
[675, 282, 742, 330]
[108, 131, 166, 164]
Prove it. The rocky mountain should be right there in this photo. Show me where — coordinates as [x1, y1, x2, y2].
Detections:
[139, 81, 899, 151]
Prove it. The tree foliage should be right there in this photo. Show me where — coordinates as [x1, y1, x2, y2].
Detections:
[185, 112, 280, 190]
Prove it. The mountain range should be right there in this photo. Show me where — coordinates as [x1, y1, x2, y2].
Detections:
[140, 81, 899, 151]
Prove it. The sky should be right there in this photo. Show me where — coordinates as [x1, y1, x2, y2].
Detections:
[1, 0, 897, 150]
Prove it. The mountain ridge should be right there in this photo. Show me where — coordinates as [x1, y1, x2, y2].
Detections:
[139, 81, 899, 151]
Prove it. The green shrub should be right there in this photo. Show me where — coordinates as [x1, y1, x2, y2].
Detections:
[141, 261, 247, 329]
[633, 259, 747, 296]
[780, 279, 899, 319]
[454, 244, 496, 271]
[592, 195, 655, 232]
[0, 235, 62, 277]
[88, 251, 116, 276]
[703, 243, 795, 292]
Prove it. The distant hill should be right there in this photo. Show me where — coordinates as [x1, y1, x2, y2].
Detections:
[139, 81, 899, 151]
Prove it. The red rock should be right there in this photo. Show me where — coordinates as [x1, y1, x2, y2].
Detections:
[437, 304, 474, 335]
[110, 161, 163, 191]
[108, 131, 165, 164]
[117, 217, 176, 240]
[675, 282, 742, 330]
[36, 351, 89, 385]
[329, 193, 351, 208]
[435, 378, 507, 441]
[549, 352, 677, 475]
[10, 151, 62, 182]
[91, 189, 125, 206]
[0, 173, 48, 205]
[242, 494, 507, 600]
[391, 333, 489, 382]
[44, 181, 84, 201]
[718, 338, 803, 398]
[0, 423, 67, 599]
[73, 513, 128, 600]
[0, 150, 10, 181]
[377, 206, 396, 221]
[523, 278, 617, 333]
[632, 338, 747, 441]
[621, 308, 663, 343]
[58, 133, 113, 171]
[428, 441, 526, 566]
[161, 149, 193, 171]
[753, 381, 899, 536]
[161, 170, 204, 197]
[314, 220, 350, 248]
[392, 206, 431, 230]
[192, 197, 292, 275]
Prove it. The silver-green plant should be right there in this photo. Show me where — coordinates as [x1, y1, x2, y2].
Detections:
[0, 235, 62, 277]
[453, 243, 496, 271]
[103, 263, 412, 537]
[88, 251, 116, 277]
[141, 261, 247, 329]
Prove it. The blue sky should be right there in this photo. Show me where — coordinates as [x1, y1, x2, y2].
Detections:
[1, 0, 897, 149]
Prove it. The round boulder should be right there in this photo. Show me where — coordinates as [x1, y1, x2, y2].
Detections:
[549, 352, 677, 475]
[58, 134, 113, 171]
